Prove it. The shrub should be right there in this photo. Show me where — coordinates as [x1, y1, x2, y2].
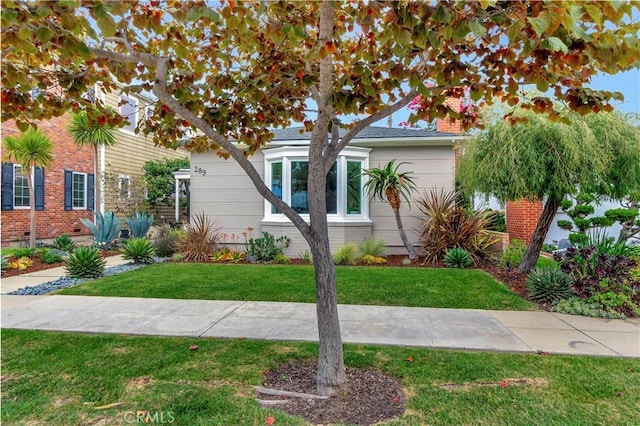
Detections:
[81, 211, 122, 250]
[1, 254, 8, 272]
[152, 225, 183, 257]
[40, 249, 65, 264]
[178, 212, 220, 262]
[551, 297, 627, 320]
[52, 234, 75, 252]
[359, 237, 386, 257]
[485, 210, 506, 232]
[245, 231, 290, 262]
[497, 239, 527, 270]
[171, 253, 184, 262]
[417, 189, 497, 264]
[333, 243, 358, 265]
[362, 254, 387, 265]
[527, 267, 573, 304]
[65, 247, 106, 278]
[121, 238, 156, 264]
[298, 250, 313, 264]
[125, 212, 154, 238]
[273, 253, 291, 264]
[443, 247, 473, 269]
[211, 249, 245, 263]
[12, 247, 36, 258]
[9, 256, 33, 270]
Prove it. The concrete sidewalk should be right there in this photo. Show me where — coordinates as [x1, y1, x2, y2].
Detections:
[2, 295, 638, 357]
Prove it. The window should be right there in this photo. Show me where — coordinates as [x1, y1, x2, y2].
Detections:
[118, 174, 131, 199]
[120, 95, 137, 132]
[264, 147, 370, 222]
[13, 165, 30, 208]
[64, 170, 94, 211]
[72, 172, 87, 209]
[1, 163, 45, 211]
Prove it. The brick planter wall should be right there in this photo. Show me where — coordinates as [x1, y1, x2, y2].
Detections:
[505, 199, 543, 244]
[1, 116, 95, 246]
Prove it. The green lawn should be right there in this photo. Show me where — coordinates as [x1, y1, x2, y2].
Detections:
[57, 263, 536, 311]
[2, 329, 638, 425]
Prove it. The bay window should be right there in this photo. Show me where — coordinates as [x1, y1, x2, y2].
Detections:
[264, 147, 370, 222]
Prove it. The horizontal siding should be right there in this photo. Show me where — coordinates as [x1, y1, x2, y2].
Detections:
[191, 144, 453, 253]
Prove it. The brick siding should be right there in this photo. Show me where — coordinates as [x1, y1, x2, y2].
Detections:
[1, 115, 95, 245]
[505, 199, 543, 244]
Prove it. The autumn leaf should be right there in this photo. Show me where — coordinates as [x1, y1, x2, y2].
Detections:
[406, 356, 413, 363]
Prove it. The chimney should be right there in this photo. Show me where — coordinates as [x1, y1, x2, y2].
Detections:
[436, 97, 463, 134]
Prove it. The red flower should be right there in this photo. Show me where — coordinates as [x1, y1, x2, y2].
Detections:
[500, 380, 508, 388]
[392, 396, 399, 403]
[266, 416, 276, 425]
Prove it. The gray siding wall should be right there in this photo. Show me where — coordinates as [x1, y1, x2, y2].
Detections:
[191, 144, 454, 257]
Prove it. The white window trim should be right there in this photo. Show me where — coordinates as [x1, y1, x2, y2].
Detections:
[263, 146, 371, 223]
[119, 94, 138, 135]
[72, 172, 88, 210]
[118, 174, 132, 199]
[12, 164, 31, 210]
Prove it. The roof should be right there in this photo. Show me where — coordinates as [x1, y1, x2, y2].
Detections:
[271, 126, 462, 142]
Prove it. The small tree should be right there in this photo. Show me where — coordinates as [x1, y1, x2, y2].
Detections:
[142, 158, 190, 215]
[363, 161, 418, 259]
[459, 110, 640, 273]
[3, 128, 53, 248]
[68, 110, 117, 213]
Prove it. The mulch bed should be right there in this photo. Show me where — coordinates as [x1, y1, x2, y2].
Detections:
[2, 250, 120, 279]
[261, 360, 405, 425]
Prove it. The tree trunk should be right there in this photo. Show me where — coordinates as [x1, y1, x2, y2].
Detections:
[517, 196, 563, 273]
[94, 145, 100, 215]
[26, 169, 36, 248]
[393, 207, 418, 259]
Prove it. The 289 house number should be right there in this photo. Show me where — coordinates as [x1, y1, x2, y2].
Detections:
[193, 166, 207, 176]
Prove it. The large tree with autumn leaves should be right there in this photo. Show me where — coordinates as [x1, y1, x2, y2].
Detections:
[2, 0, 639, 395]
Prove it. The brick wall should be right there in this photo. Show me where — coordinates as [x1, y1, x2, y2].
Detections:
[505, 199, 543, 244]
[1, 115, 95, 245]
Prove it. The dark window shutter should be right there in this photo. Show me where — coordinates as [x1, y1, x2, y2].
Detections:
[35, 166, 45, 211]
[1, 163, 14, 211]
[87, 173, 95, 211]
[64, 170, 73, 211]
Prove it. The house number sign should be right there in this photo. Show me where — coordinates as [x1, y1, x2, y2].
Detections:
[193, 166, 207, 176]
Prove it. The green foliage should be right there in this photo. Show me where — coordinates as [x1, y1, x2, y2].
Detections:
[362, 160, 417, 209]
[39, 249, 65, 264]
[333, 243, 358, 265]
[244, 231, 290, 262]
[418, 189, 497, 264]
[80, 211, 122, 250]
[11, 247, 36, 258]
[541, 243, 557, 253]
[527, 267, 573, 304]
[52, 234, 75, 252]
[142, 158, 190, 210]
[178, 212, 220, 262]
[605, 208, 638, 223]
[124, 212, 154, 238]
[556, 219, 573, 231]
[358, 237, 386, 258]
[1, 254, 9, 272]
[64, 247, 106, 279]
[568, 204, 595, 217]
[171, 252, 184, 262]
[589, 291, 640, 317]
[586, 228, 640, 257]
[3, 128, 54, 171]
[68, 109, 116, 149]
[152, 225, 182, 257]
[273, 253, 291, 264]
[485, 210, 506, 232]
[498, 239, 527, 270]
[121, 238, 156, 264]
[362, 254, 387, 265]
[443, 247, 473, 269]
[551, 297, 627, 320]
[298, 250, 313, 264]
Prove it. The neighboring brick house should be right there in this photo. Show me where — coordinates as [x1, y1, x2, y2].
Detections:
[1, 90, 188, 247]
[1, 115, 95, 245]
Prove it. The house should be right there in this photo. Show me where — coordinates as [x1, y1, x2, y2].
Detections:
[189, 121, 465, 256]
[1, 90, 188, 247]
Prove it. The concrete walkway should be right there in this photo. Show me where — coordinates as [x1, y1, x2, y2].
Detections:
[1, 259, 638, 358]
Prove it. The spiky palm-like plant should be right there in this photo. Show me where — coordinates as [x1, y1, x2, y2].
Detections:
[3, 128, 54, 248]
[121, 238, 156, 264]
[64, 246, 106, 278]
[68, 109, 116, 212]
[363, 160, 418, 259]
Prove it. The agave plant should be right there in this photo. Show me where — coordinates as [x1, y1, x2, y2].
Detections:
[121, 238, 156, 264]
[64, 246, 106, 278]
[125, 212, 154, 238]
[80, 211, 122, 249]
[527, 267, 573, 304]
[443, 247, 473, 268]
[52, 233, 76, 252]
